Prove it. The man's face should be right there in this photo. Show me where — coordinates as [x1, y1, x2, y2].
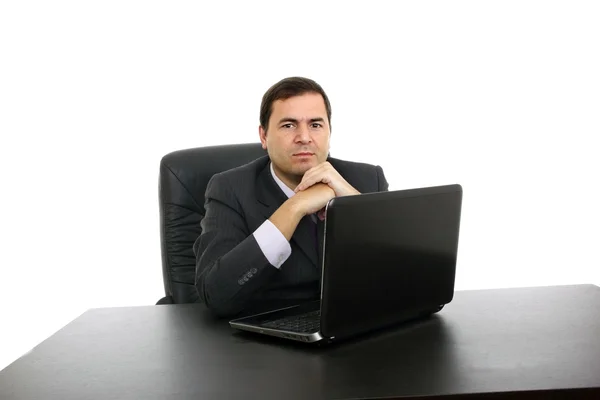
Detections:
[259, 92, 330, 185]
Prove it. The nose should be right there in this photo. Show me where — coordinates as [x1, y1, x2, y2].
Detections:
[295, 124, 312, 144]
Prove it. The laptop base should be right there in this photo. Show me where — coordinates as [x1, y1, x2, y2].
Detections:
[230, 301, 324, 343]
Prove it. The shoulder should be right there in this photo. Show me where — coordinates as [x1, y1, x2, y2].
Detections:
[328, 156, 380, 175]
[205, 156, 269, 203]
[209, 155, 269, 186]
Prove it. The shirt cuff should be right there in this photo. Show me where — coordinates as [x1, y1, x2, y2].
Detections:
[253, 220, 292, 268]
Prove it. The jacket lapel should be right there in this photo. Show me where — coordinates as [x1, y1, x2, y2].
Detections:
[255, 162, 319, 268]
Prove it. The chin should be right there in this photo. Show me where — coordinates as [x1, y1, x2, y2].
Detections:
[295, 162, 316, 173]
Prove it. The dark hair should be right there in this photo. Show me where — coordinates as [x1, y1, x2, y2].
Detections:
[259, 77, 332, 132]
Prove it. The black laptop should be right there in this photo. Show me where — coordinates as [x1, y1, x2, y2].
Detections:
[229, 184, 463, 343]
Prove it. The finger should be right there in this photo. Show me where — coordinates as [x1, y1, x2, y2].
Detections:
[295, 177, 315, 192]
[301, 170, 340, 192]
[295, 171, 322, 192]
[295, 162, 335, 191]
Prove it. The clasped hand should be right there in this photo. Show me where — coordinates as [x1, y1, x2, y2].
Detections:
[293, 162, 360, 220]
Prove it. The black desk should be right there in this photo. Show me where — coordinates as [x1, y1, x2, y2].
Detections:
[1, 285, 600, 399]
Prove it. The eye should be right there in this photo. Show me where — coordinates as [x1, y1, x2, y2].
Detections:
[281, 123, 294, 129]
[311, 123, 323, 129]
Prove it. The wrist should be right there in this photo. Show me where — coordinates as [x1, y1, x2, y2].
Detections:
[336, 184, 360, 197]
[285, 197, 307, 220]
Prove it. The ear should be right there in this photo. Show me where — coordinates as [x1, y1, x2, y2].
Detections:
[258, 126, 268, 150]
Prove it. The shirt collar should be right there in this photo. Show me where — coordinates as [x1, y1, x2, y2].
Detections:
[270, 162, 296, 199]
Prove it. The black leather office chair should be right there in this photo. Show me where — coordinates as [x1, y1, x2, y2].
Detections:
[157, 143, 267, 304]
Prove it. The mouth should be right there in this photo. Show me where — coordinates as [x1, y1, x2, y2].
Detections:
[293, 152, 314, 157]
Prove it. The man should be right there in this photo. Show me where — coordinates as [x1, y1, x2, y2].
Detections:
[193, 77, 389, 317]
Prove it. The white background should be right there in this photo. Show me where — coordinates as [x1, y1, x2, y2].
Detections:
[1, 1, 598, 371]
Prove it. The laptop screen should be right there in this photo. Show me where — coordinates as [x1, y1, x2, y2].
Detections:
[320, 185, 463, 338]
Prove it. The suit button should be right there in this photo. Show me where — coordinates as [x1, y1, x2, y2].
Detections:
[237, 279, 244, 285]
[243, 276, 249, 282]
[251, 268, 257, 274]
[247, 272, 253, 278]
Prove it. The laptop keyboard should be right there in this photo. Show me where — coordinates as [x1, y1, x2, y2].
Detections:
[260, 310, 321, 333]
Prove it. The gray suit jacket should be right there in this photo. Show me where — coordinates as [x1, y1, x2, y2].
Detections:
[193, 155, 389, 317]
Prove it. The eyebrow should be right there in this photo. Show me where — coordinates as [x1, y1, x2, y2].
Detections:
[277, 117, 326, 125]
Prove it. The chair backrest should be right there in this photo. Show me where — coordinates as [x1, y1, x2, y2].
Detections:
[158, 143, 267, 304]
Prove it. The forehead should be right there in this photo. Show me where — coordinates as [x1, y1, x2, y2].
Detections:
[270, 92, 327, 119]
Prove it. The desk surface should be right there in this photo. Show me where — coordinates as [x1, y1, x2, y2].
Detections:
[1, 285, 600, 399]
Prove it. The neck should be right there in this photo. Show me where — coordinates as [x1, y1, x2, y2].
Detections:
[272, 165, 301, 191]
